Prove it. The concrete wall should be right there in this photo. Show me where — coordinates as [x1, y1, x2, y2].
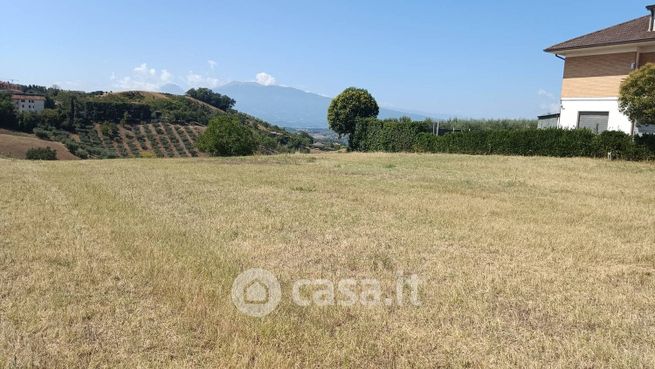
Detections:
[13, 98, 45, 113]
[559, 98, 633, 134]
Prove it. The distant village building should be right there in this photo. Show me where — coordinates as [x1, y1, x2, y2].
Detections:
[11, 94, 45, 113]
[1, 81, 46, 113]
[0, 81, 22, 94]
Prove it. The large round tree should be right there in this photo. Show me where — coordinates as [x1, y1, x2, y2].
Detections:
[619, 63, 655, 130]
[196, 115, 257, 156]
[327, 87, 379, 137]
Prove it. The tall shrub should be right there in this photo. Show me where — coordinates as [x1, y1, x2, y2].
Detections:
[26, 147, 57, 160]
[197, 115, 257, 156]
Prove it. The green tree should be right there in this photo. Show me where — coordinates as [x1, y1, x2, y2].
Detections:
[619, 63, 655, 129]
[196, 115, 257, 156]
[186, 88, 236, 111]
[327, 87, 379, 140]
[26, 147, 57, 160]
[0, 93, 18, 129]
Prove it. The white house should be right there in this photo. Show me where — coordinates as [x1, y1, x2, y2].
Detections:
[11, 94, 45, 113]
[544, 4, 655, 135]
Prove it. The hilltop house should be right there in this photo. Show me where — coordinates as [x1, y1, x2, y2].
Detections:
[1, 82, 46, 113]
[0, 82, 22, 94]
[544, 4, 655, 135]
[11, 94, 45, 113]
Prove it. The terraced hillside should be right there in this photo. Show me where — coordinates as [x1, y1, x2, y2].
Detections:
[1, 87, 313, 159]
[75, 123, 206, 159]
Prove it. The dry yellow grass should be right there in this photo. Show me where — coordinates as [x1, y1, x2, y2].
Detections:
[0, 153, 654, 368]
[0, 132, 79, 160]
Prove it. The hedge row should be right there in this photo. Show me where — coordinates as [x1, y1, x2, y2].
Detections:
[414, 130, 654, 160]
[352, 120, 655, 161]
[351, 119, 429, 152]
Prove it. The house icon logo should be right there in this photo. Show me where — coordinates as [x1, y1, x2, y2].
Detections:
[231, 268, 281, 317]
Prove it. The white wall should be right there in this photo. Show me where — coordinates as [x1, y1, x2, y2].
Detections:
[13, 98, 45, 113]
[559, 98, 633, 134]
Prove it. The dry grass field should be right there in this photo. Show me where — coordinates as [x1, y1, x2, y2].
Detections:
[0, 131, 78, 160]
[0, 153, 654, 368]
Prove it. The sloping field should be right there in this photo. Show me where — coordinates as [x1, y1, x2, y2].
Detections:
[0, 132, 79, 160]
[0, 153, 654, 368]
[76, 123, 206, 158]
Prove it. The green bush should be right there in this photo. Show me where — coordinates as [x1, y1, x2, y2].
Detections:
[351, 118, 428, 152]
[592, 131, 634, 159]
[75, 148, 89, 159]
[352, 118, 654, 160]
[33, 128, 51, 140]
[26, 147, 57, 160]
[186, 88, 236, 111]
[64, 139, 79, 154]
[636, 134, 655, 152]
[0, 93, 18, 130]
[412, 129, 654, 160]
[197, 115, 257, 157]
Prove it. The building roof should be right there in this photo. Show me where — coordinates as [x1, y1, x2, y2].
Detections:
[545, 15, 655, 53]
[538, 113, 560, 120]
[11, 94, 46, 101]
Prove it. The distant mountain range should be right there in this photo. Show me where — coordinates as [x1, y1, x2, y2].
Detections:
[160, 83, 186, 95]
[214, 82, 448, 129]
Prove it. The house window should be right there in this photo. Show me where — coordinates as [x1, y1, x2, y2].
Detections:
[578, 112, 609, 134]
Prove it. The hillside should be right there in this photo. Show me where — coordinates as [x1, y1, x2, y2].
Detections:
[0, 129, 79, 160]
[75, 122, 206, 158]
[215, 82, 447, 129]
[0, 86, 312, 159]
[1, 154, 653, 367]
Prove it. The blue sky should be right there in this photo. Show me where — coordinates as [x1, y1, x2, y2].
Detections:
[0, 0, 651, 118]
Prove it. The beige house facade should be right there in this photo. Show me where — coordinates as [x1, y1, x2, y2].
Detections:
[545, 4, 655, 135]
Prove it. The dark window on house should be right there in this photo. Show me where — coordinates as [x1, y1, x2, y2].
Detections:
[578, 112, 609, 133]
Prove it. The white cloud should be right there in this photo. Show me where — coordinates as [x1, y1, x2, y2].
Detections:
[255, 72, 276, 86]
[114, 76, 160, 91]
[113, 63, 171, 91]
[208, 60, 217, 70]
[186, 71, 221, 88]
[160, 69, 173, 83]
[112, 63, 223, 92]
[537, 89, 555, 100]
[134, 63, 157, 76]
[537, 89, 560, 114]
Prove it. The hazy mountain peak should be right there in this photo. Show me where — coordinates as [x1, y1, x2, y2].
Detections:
[159, 83, 185, 95]
[215, 82, 446, 129]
